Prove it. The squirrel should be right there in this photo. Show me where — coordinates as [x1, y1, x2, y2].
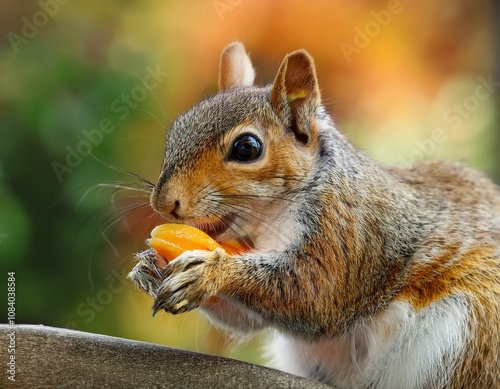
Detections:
[128, 42, 500, 388]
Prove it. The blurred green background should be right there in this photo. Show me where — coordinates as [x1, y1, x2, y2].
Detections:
[0, 0, 499, 366]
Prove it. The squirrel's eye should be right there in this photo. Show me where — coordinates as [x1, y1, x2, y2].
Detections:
[229, 134, 262, 162]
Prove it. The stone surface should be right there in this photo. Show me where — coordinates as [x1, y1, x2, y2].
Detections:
[0, 324, 331, 388]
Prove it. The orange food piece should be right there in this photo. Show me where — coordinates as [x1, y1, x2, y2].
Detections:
[148, 223, 247, 264]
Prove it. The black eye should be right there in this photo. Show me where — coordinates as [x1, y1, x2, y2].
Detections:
[229, 134, 262, 162]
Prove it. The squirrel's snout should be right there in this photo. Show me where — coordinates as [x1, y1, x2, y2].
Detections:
[150, 188, 182, 220]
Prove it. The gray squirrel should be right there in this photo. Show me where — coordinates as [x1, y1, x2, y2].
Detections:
[129, 42, 500, 388]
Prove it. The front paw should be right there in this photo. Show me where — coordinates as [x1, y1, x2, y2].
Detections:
[128, 249, 164, 298]
[152, 248, 226, 315]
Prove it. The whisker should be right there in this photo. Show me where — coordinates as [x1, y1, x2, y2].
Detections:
[86, 201, 150, 235]
[216, 202, 283, 243]
[134, 71, 170, 130]
[132, 107, 168, 133]
[85, 201, 153, 286]
[190, 174, 310, 249]
[48, 153, 160, 289]
[210, 211, 254, 250]
[103, 180, 153, 190]
[45, 180, 145, 212]
[122, 205, 161, 236]
[93, 203, 152, 248]
[217, 193, 297, 202]
[194, 174, 309, 202]
[88, 153, 156, 188]
[77, 183, 151, 207]
[100, 228, 120, 259]
[109, 192, 150, 208]
[205, 191, 297, 247]
[75, 183, 152, 239]
[201, 199, 263, 245]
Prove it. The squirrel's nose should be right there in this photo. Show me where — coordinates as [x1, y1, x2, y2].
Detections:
[150, 189, 181, 219]
[162, 199, 180, 218]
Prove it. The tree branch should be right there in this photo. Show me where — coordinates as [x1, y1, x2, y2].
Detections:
[0, 324, 331, 388]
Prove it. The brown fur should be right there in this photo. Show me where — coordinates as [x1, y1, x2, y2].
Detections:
[129, 43, 500, 388]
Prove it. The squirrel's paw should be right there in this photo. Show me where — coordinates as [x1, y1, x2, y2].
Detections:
[128, 249, 164, 298]
[152, 248, 226, 315]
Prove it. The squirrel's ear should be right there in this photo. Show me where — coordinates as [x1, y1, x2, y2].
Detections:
[219, 42, 255, 90]
[270, 50, 320, 144]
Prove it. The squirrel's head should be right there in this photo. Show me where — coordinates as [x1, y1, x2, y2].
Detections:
[151, 42, 322, 249]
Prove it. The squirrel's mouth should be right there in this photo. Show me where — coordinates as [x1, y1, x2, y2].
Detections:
[187, 214, 234, 239]
[185, 214, 254, 250]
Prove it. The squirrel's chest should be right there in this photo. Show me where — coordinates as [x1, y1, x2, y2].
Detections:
[266, 297, 470, 389]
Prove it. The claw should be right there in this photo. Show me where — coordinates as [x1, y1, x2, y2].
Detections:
[152, 300, 166, 317]
[174, 299, 189, 310]
[152, 297, 191, 316]
[147, 249, 225, 317]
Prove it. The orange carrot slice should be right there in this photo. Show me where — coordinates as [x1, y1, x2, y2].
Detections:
[148, 224, 247, 264]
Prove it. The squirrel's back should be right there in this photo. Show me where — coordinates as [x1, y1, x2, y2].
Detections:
[395, 160, 500, 213]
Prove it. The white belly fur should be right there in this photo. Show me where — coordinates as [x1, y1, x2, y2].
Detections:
[266, 296, 470, 388]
